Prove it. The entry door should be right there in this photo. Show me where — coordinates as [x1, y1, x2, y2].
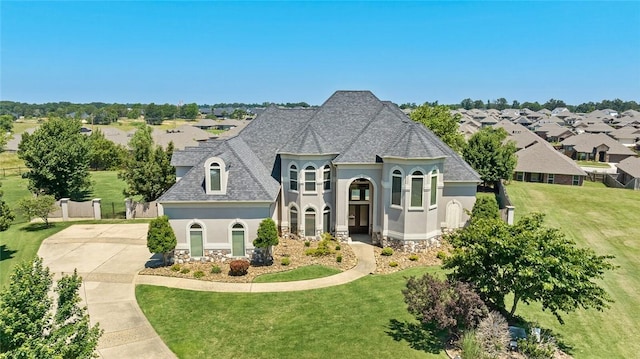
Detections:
[348, 204, 369, 234]
[190, 231, 203, 257]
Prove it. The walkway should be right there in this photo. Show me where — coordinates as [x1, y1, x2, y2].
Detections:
[38, 224, 377, 358]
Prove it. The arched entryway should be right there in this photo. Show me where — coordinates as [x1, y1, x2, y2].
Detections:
[348, 178, 374, 236]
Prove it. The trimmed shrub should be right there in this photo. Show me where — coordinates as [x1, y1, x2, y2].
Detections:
[170, 264, 181, 272]
[193, 270, 204, 279]
[304, 241, 311, 247]
[436, 251, 447, 260]
[229, 259, 250, 276]
[281, 257, 291, 266]
[180, 267, 190, 274]
[409, 254, 419, 261]
[335, 245, 341, 251]
[210, 265, 222, 274]
[389, 261, 398, 267]
[336, 255, 342, 263]
[381, 247, 394, 256]
[460, 331, 483, 359]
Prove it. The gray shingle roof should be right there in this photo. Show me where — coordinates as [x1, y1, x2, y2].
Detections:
[515, 141, 586, 176]
[562, 133, 636, 155]
[616, 156, 640, 178]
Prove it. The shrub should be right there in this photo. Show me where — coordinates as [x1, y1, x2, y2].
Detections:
[436, 251, 447, 260]
[471, 196, 500, 222]
[389, 261, 398, 267]
[180, 267, 190, 274]
[381, 247, 394, 256]
[253, 218, 279, 248]
[517, 330, 557, 359]
[476, 311, 510, 358]
[210, 265, 222, 274]
[170, 264, 181, 272]
[193, 270, 204, 279]
[281, 257, 291, 266]
[459, 331, 483, 359]
[335, 245, 341, 251]
[321, 232, 333, 241]
[304, 241, 311, 247]
[336, 255, 342, 263]
[229, 259, 250, 276]
[409, 254, 419, 261]
[305, 239, 333, 257]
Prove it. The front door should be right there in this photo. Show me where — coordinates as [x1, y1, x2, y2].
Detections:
[348, 204, 369, 234]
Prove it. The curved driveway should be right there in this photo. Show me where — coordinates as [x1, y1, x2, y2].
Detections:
[38, 224, 376, 359]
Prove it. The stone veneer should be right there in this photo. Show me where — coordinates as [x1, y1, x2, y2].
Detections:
[173, 249, 253, 264]
[379, 235, 442, 253]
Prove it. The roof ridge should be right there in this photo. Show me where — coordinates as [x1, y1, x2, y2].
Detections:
[226, 137, 276, 198]
[337, 102, 387, 157]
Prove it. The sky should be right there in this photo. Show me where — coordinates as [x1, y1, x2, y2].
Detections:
[1, 1, 639, 106]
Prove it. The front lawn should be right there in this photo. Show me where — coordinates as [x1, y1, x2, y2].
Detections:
[505, 181, 640, 359]
[136, 266, 446, 359]
[252, 265, 341, 283]
[575, 160, 611, 168]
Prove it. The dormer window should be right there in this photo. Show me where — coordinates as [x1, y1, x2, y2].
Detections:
[204, 157, 227, 194]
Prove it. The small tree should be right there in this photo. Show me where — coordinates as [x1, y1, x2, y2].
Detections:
[463, 127, 517, 187]
[410, 104, 466, 153]
[252, 218, 279, 266]
[0, 257, 102, 357]
[0, 182, 15, 231]
[18, 195, 56, 227]
[470, 196, 500, 222]
[403, 273, 488, 337]
[147, 215, 177, 266]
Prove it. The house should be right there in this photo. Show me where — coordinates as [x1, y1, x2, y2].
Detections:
[615, 157, 640, 190]
[584, 122, 615, 134]
[561, 133, 637, 163]
[608, 126, 640, 147]
[513, 141, 586, 186]
[158, 91, 481, 260]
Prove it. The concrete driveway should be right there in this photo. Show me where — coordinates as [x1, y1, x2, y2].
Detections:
[38, 224, 176, 359]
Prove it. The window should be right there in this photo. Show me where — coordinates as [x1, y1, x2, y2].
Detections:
[547, 174, 555, 184]
[531, 173, 540, 182]
[430, 170, 438, 207]
[289, 206, 298, 234]
[209, 163, 221, 191]
[410, 171, 424, 208]
[231, 223, 245, 257]
[572, 175, 580, 186]
[323, 206, 331, 233]
[323, 165, 331, 191]
[304, 166, 316, 192]
[305, 208, 316, 237]
[289, 164, 298, 191]
[189, 223, 204, 257]
[516, 172, 524, 181]
[391, 170, 402, 206]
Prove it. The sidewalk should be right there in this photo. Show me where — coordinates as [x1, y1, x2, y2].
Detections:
[135, 241, 377, 292]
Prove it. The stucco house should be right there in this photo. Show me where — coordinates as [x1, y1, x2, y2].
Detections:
[158, 91, 480, 260]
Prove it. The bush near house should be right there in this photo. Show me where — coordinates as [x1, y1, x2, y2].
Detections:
[229, 260, 250, 276]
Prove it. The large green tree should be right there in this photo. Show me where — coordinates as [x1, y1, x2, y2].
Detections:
[0, 183, 15, 231]
[0, 114, 14, 133]
[444, 213, 616, 324]
[463, 127, 517, 187]
[0, 257, 102, 358]
[181, 103, 199, 120]
[410, 104, 466, 153]
[147, 215, 177, 266]
[119, 126, 175, 202]
[17, 117, 91, 199]
[87, 129, 127, 170]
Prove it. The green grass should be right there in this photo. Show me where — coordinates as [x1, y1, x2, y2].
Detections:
[505, 181, 640, 359]
[137, 266, 446, 359]
[0, 152, 26, 174]
[575, 160, 611, 168]
[252, 265, 341, 283]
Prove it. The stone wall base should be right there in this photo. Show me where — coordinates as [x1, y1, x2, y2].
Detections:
[380, 235, 442, 253]
[173, 249, 253, 264]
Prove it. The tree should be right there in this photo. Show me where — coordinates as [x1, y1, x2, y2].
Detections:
[119, 126, 176, 202]
[144, 103, 163, 125]
[470, 196, 500, 222]
[463, 127, 517, 187]
[511, 100, 521, 109]
[0, 182, 15, 231]
[460, 98, 473, 110]
[252, 218, 279, 266]
[0, 114, 14, 133]
[87, 129, 126, 170]
[147, 215, 177, 266]
[18, 195, 56, 227]
[181, 103, 199, 120]
[494, 98, 508, 111]
[403, 273, 488, 337]
[520, 101, 542, 111]
[18, 117, 91, 199]
[0, 257, 102, 358]
[444, 213, 616, 324]
[411, 104, 466, 153]
[543, 98, 567, 111]
[230, 108, 248, 120]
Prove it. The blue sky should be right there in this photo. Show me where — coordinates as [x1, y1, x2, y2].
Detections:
[1, 1, 639, 105]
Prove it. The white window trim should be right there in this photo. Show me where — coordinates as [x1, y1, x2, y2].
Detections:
[228, 220, 249, 258]
[429, 169, 439, 210]
[323, 164, 332, 192]
[303, 206, 318, 238]
[408, 169, 425, 210]
[289, 163, 299, 193]
[322, 205, 332, 234]
[289, 204, 299, 235]
[303, 165, 317, 194]
[186, 220, 206, 259]
[390, 167, 404, 209]
[204, 157, 227, 195]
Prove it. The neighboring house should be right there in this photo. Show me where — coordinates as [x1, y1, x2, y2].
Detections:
[561, 133, 637, 163]
[584, 122, 615, 134]
[158, 91, 481, 260]
[534, 124, 573, 143]
[608, 126, 640, 147]
[152, 124, 213, 150]
[513, 141, 586, 186]
[493, 120, 539, 150]
[615, 156, 640, 190]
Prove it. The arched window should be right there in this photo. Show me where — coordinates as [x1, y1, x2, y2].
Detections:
[410, 170, 424, 208]
[322, 206, 331, 234]
[231, 223, 246, 257]
[209, 163, 221, 191]
[391, 169, 402, 206]
[304, 208, 316, 237]
[289, 164, 298, 191]
[323, 165, 331, 191]
[204, 157, 226, 194]
[290, 206, 298, 234]
[189, 223, 204, 257]
[430, 170, 438, 207]
[304, 166, 316, 192]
